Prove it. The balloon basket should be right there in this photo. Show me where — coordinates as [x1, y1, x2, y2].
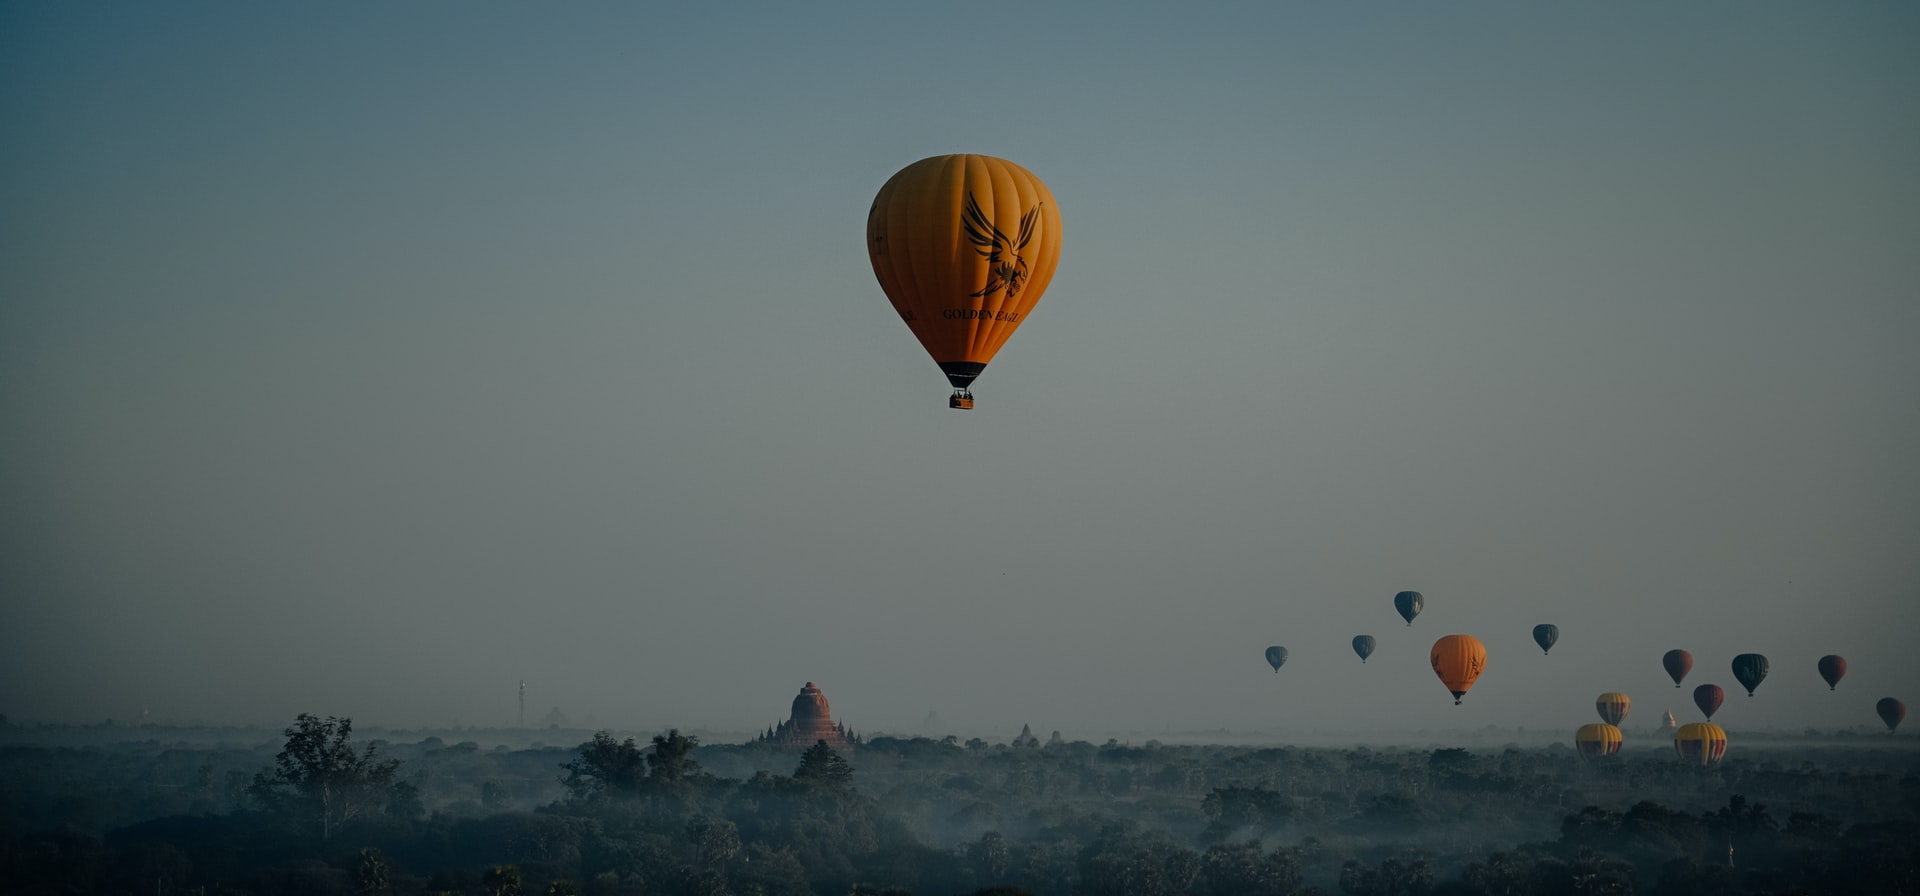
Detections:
[949, 390, 975, 409]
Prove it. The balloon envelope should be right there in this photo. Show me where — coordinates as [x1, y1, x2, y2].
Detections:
[1693, 684, 1724, 721]
[1394, 591, 1424, 626]
[1595, 692, 1631, 726]
[1817, 655, 1846, 691]
[1732, 653, 1770, 696]
[1351, 635, 1375, 663]
[1533, 624, 1558, 655]
[1674, 722, 1729, 766]
[1429, 634, 1487, 704]
[1662, 649, 1693, 688]
[1878, 698, 1906, 733]
[867, 155, 1063, 402]
[1264, 646, 1288, 672]
[1575, 723, 1624, 760]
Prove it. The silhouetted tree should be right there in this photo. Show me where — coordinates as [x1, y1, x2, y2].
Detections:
[688, 817, 741, 867]
[484, 863, 524, 896]
[794, 740, 854, 790]
[560, 732, 647, 801]
[1340, 858, 1433, 896]
[354, 847, 392, 896]
[249, 714, 401, 840]
[968, 831, 1011, 883]
[647, 729, 702, 783]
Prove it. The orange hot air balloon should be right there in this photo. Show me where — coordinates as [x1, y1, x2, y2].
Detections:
[867, 155, 1063, 409]
[1575, 723, 1624, 760]
[1595, 692, 1631, 726]
[1674, 722, 1728, 766]
[1429, 634, 1487, 705]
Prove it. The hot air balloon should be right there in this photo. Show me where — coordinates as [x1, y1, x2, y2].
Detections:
[1430, 634, 1486, 705]
[1533, 624, 1558, 655]
[1662, 649, 1693, 688]
[1575, 723, 1624, 760]
[867, 155, 1063, 409]
[1674, 722, 1728, 766]
[1663, 709, 1677, 729]
[1878, 698, 1906, 733]
[1595, 692, 1631, 726]
[1394, 591, 1424, 626]
[1264, 646, 1288, 672]
[1817, 655, 1846, 691]
[1731, 654, 1769, 697]
[1352, 635, 1376, 664]
[1693, 684, 1724, 721]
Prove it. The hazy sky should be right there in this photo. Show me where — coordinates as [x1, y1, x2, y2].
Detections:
[4, 3, 1916, 739]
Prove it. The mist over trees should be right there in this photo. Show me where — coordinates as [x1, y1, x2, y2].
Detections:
[1, 717, 1916, 894]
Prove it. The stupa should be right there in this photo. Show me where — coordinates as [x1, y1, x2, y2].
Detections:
[757, 681, 860, 749]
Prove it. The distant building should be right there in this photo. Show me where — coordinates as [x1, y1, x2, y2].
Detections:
[756, 682, 861, 749]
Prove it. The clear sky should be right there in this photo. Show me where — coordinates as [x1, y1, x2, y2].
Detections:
[3, 3, 1916, 739]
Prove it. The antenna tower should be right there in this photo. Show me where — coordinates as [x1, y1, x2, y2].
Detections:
[519, 680, 526, 728]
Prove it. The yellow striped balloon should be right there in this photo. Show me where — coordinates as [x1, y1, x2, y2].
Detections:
[1674, 722, 1728, 766]
[1595, 692, 1631, 726]
[1575, 723, 1624, 760]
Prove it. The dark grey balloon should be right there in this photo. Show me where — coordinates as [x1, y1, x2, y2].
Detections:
[1264, 645, 1288, 672]
[1394, 591, 1423, 626]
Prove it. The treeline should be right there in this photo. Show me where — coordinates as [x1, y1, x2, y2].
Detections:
[1, 717, 1917, 894]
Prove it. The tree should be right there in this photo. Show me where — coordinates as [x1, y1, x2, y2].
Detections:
[689, 817, 742, 867]
[249, 714, 401, 840]
[561, 731, 648, 801]
[794, 740, 854, 790]
[354, 848, 393, 896]
[968, 831, 1011, 883]
[648, 729, 702, 783]
[484, 865, 524, 896]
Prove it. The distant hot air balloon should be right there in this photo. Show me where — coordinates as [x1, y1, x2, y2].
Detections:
[1595, 692, 1631, 726]
[1575, 723, 1624, 760]
[1878, 698, 1906, 733]
[1662, 649, 1693, 688]
[1264, 646, 1288, 672]
[1533, 624, 1558, 655]
[1817, 655, 1846, 691]
[1663, 709, 1677, 730]
[1352, 635, 1376, 664]
[1674, 722, 1728, 766]
[867, 155, 1063, 409]
[1731, 654, 1770, 697]
[1693, 684, 1724, 721]
[1430, 634, 1487, 705]
[1394, 591, 1424, 626]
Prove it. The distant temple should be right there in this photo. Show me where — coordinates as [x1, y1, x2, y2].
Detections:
[756, 682, 861, 749]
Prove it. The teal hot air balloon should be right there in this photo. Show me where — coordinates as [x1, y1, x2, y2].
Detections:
[1352, 635, 1376, 663]
[1264, 646, 1288, 672]
[1533, 624, 1559, 655]
[1732, 653, 1769, 697]
[1394, 591, 1423, 626]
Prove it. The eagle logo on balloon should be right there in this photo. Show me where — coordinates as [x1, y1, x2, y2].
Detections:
[961, 193, 1043, 301]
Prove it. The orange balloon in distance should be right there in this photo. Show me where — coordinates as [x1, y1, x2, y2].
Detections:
[867, 155, 1063, 408]
[1430, 634, 1488, 705]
